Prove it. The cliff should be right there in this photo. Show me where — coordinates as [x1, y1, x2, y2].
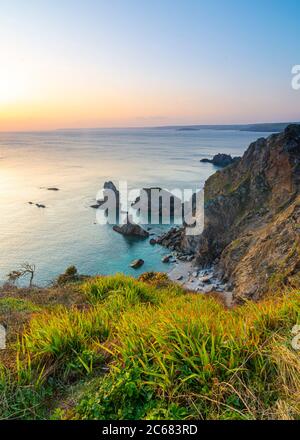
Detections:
[181, 124, 300, 302]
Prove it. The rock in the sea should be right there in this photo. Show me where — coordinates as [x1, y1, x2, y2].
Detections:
[149, 238, 157, 245]
[113, 214, 149, 238]
[92, 180, 120, 210]
[131, 187, 182, 219]
[161, 255, 171, 263]
[103, 181, 119, 194]
[200, 153, 240, 167]
[130, 259, 144, 269]
[29, 201, 46, 208]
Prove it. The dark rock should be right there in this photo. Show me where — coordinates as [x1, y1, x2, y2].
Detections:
[113, 214, 149, 238]
[104, 181, 119, 193]
[156, 227, 185, 252]
[131, 187, 182, 219]
[161, 255, 171, 263]
[94, 181, 120, 211]
[200, 153, 240, 167]
[149, 238, 157, 245]
[130, 259, 144, 269]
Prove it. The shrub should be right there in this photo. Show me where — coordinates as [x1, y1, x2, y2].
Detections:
[56, 266, 79, 285]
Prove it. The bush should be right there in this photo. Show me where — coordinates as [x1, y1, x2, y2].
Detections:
[56, 266, 79, 285]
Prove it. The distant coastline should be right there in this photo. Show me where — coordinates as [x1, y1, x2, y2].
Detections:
[157, 122, 300, 133]
[55, 121, 300, 134]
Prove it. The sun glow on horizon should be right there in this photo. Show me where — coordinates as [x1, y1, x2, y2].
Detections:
[0, 1, 299, 131]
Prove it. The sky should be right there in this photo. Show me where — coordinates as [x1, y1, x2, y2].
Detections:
[0, 0, 300, 131]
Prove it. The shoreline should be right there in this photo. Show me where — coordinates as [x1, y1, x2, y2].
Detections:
[167, 259, 233, 307]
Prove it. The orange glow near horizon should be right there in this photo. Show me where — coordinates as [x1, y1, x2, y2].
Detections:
[0, 38, 298, 131]
[1, 88, 297, 132]
[1, 2, 300, 132]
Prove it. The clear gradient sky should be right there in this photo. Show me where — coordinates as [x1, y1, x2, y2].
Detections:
[0, 0, 300, 131]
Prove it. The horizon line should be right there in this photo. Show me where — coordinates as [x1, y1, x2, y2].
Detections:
[0, 120, 299, 134]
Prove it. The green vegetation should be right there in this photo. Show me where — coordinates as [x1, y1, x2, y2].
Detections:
[56, 265, 80, 285]
[0, 298, 39, 314]
[0, 273, 299, 420]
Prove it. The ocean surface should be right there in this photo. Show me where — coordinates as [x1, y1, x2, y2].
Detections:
[0, 127, 272, 286]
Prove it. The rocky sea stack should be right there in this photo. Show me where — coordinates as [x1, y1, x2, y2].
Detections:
[165, 125, 300, 303]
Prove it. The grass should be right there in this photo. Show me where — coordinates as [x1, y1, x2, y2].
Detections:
[0, 298, 40, 314]
[0, 274, 299, 420]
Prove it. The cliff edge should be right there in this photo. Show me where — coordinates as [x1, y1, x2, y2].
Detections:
[181, 124, 300, 302]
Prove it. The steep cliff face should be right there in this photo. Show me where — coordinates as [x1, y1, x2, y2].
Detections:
[183, 124, 300, 302]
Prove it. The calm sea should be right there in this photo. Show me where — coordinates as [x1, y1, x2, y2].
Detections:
[0, 128, 271, 285]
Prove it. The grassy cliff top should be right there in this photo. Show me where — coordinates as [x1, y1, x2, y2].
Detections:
[0, 272, 299, 420]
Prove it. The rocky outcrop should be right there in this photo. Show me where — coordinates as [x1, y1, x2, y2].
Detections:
[156, 227, 185, 252]
[201, 153, 240, 167]
[113, 214, 149, 238]
[92, 181, 120, 209]
[131, 187, 182, 220]
[130, 259, 144, 269]
[165, 125, 300, 303]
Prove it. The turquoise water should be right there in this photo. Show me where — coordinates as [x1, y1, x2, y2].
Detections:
[0, 128, 271, 285]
